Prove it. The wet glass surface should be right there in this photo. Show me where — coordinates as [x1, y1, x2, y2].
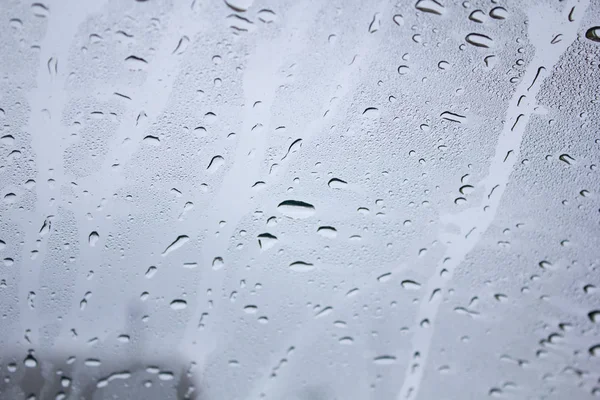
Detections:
[1, 0, 600, 399]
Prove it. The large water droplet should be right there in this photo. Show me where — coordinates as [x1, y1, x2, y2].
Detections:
[224, 0, 253, 12]
[289, 261, 315, 272]
[465, 33, 494, 48]
[170, 299, 187, 310]
[469, 10, 486, 23]
[24, 354, 38, 368]
[207, 155, 225, 173]
[88, 231, 99, 247]
[586, 27, 600, 42]
[212, 257, 225, 270]
[162, 235, 190, 257]
[328, 178, 347, 189]
[489, 7, 508, 20]
[277, 200, 316, 219]
[317, 226, 337, 238]
[415, 0, 444, 15]
[373, 355, 396, 365]
[401, 280, 422, 290]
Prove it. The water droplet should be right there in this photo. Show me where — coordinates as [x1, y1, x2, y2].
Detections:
[117, 334, 130, 343]
[465, 33, 494, 48]
[161, 235, 190, 257]
[393, 14, 404, 26]
[315, 306, 333, 318]
[373, 355, 396, 365]
[489, 7, 508, 20]
[397, 65, 410, 75]
[317, 226, 337, 238]
[469, 10, 486, 23]
[142, 135, 160, 145]
[377, 272, 392, 282]
[212, 257, 225, 270]
[145, 266, 157, 279]
[328, 178, 347, 189]
[24, 354, 37, 368]
[170, 299, 187, 310]
[207, 155, 225, 173]
[88, 231, 99, 247]
[289, 261, 315, 272]
[84, 359, 101, 367]
[31, 3, 49, 18]
[401, 280, 421, 290]
[282, 138, 302, 160]
[3, 193, 17, 204]
[339, 336, 354, 344]
[362, 107, 380, 119]
[586, 27, 600, 42]
[415, 0, 444, 15]
[125, 55, 148, 70]
[588, 310, 600, 323]
[459, 185, 474, 195]
[172, 36, 190, 55]
[441, 111, 467, 123]
[224, 0, 253, 12]
[538, 260, 552, 270]
[257, 9, 276, 23]
[257, 233, 278, 250]
[244, 305, 258, 313]
[589, 344, 600, 357]
[559, 154, 575, 165]
[368, 13, 381, 33]
[277, 200, 316, 219]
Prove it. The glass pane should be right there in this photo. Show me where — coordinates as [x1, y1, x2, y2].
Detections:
[1, 0, 599, 398]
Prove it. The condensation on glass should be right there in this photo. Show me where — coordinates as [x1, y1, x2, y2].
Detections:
[0, 0, 599, 399]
